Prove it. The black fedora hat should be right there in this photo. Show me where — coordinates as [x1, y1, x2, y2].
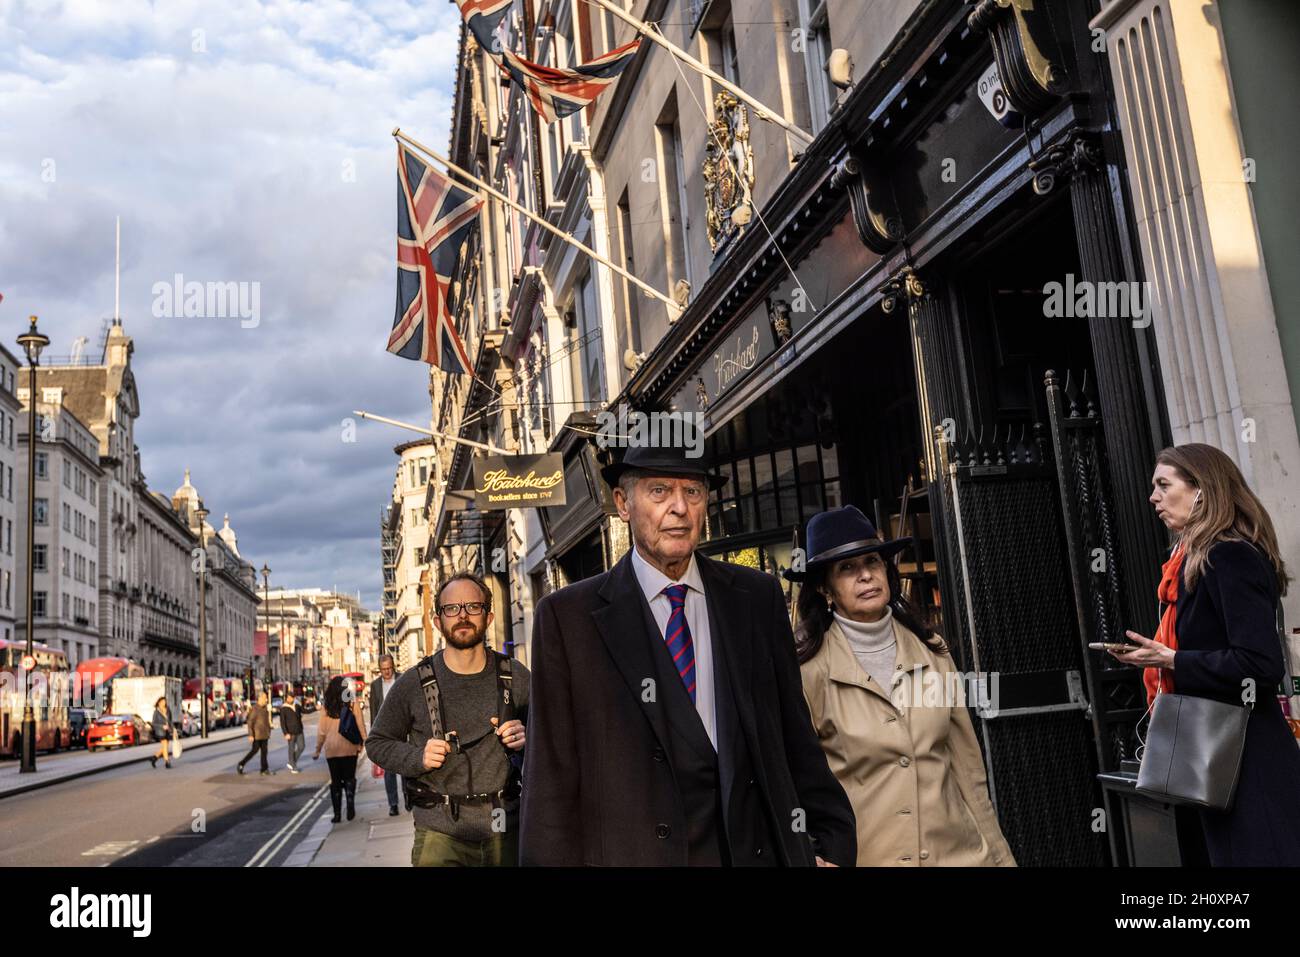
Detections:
[600, 442, 728, 491]
[783, 505, 911, 582]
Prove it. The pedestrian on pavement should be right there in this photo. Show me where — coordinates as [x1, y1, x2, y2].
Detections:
[519, 439, 856, 866]
[1108, 444, 1300, 866]
[237, 691, 273, 776]
[149, 697, 173, 769]
[789, 505, 1014, 867]
[281, 691, 305, 773]
[369, 653, 403, 815]
[366, 572, 529, 867]
[315, 675, 367, 823]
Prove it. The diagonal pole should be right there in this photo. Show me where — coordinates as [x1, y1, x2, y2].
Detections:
[586, 0, 814, 145]
[393, 128, 683, 319]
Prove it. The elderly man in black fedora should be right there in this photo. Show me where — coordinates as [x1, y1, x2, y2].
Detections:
[520, 437, 855, 866]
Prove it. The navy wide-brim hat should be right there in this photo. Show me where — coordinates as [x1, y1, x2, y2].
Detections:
[600, 442, 728, 491]
[783, 505, 911, 582]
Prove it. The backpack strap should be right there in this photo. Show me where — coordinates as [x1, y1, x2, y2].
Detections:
[415, 653, 446, 741]
[495, 651, 515, 725]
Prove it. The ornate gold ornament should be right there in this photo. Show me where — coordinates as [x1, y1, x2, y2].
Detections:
[702, 91, 755, 252]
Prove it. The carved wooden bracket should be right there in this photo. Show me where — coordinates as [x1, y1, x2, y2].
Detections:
[830, 155, 904, 254]
[967, 0, 1069, 119]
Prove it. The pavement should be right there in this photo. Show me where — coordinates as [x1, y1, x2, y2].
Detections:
[286, 754, 413, 867]
[0, 724, 250, 800]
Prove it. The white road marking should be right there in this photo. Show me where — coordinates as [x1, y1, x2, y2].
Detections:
[244, 783, 328, 868]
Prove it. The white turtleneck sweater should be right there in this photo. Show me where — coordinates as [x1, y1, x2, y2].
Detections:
[834, 607, 897, 691]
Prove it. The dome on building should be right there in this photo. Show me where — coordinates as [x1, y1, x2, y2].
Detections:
[172, 467, 200, 513]
[218, 512, 240, 557]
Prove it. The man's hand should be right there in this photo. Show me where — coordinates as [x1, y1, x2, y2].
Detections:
[422, 737, 452, 770]
[491, 717, 525, 751]
[815, 856, 839, 868]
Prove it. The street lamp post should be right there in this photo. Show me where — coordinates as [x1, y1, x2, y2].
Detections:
[260, 563, 271, 725]
[17, 316, 49, 775]
[195, 503, 209, 739]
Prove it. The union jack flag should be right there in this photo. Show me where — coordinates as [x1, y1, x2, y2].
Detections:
[455, 0, 512, 53]
[499, 39, 641, 123]
[390, 144, 482, 372]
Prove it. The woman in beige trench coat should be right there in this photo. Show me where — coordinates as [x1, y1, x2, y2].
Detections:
[788, 506, 1015, 867]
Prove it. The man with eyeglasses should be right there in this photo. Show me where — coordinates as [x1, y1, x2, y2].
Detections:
[365, 571, 529, 866]
[521, 438, 855, 867]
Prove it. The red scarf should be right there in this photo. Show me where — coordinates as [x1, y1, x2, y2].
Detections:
[1145, 544, 1184, 705]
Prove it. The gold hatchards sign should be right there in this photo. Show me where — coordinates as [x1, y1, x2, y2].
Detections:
[471, 452, 566, 509]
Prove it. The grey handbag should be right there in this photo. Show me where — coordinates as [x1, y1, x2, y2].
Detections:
[1135, 691, 1251, 811]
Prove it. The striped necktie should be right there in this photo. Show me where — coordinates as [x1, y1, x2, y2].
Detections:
[662, 583, 696, 704]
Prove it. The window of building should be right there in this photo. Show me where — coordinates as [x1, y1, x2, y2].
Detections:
[615, 188, 641, 363]
[701, 2, 739, 85]
[419, 458, 429, 487]
[62, 547, 70, 576]
[35, 451, 48, 479]
[89, 478, 97, 504]
[3, 571, 9, 610]
[655, 94, 691, 289]
[34, 591, 47, 618]
[574, 269, 606, 404]
[797, 0, 834, 132]
[33, 543, 47, 572]
[62, 458, 70, 487]
[74, 468, 86, 497]
[62, 593, 70, 619]
[89, 520, 96, 540]
[36, 498, 49, 525]
[5, 466, 10, 501]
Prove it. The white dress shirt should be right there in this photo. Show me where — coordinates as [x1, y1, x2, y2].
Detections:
[630, 545, 717, 750]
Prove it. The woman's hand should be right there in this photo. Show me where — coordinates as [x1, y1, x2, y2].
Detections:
[1108, 630, 1176, 669]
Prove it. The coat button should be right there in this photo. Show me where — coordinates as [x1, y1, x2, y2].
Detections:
[655, 824, 671, 839]
[919, 850, 929, 860]
[747, 778, 756, 788]
[899, 756, 911, 768]
[652, 747, 666, 762]
[755, 847, 763, 857]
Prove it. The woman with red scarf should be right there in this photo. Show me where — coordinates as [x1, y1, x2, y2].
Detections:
[1109, 444, 1300, 866]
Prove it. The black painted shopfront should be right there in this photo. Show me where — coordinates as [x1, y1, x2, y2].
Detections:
[605, 0, 1180, 866]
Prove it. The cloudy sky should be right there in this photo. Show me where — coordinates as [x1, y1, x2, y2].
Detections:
[0, 0, 464, 608]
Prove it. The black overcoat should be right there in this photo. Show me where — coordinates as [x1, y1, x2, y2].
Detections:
[519, 551, 855, 866]
[1172, 540, 1300, 865]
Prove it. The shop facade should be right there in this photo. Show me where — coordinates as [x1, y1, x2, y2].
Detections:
[604, 0, 1178, 866]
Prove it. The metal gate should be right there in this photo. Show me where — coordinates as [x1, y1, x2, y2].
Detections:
[934, 390, 1115, 866]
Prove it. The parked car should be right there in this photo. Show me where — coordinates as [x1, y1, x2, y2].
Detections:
[226, 700, 246, 726]
[86, 713, 148, 751]
[68, 707, 94, 749]
[179, 710, 199, 737]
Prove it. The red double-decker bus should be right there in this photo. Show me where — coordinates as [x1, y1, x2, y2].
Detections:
[1, 638, 73, 756]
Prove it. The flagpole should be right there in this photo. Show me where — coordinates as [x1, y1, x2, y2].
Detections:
[586, 0, 814, 146]
[393, 128, 682, 318]
[353, 409, 511, 456]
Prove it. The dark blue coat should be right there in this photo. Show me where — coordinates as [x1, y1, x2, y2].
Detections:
[1173, 540, 1300, 865]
